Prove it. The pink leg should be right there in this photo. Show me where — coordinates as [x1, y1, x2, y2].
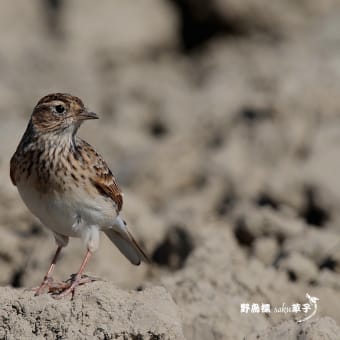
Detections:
[34, 245, 62, 296]
[54, 249, 93, 299]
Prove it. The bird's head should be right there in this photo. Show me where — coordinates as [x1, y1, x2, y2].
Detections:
[30, 93, 98, 135]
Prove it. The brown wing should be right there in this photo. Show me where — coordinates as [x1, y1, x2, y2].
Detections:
[78, 139, 123, 212]
[92, 174, 123, 212]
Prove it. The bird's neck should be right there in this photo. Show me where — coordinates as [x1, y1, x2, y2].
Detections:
[20, 122, 78, 156]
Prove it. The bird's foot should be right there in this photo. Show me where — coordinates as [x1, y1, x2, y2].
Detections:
[51, 274, 98, 299]
[30, 277, 64, 296]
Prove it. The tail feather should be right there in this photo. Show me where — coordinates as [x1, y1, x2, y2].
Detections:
[125, 228, 150, 264]
[104, 220, 149, 265]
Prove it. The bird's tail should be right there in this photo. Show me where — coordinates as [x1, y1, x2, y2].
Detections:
[104, 217, 149, 265]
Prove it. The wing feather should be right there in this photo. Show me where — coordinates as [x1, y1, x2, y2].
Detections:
[78, 138, 123, 211]
[92, 176, 123, 211]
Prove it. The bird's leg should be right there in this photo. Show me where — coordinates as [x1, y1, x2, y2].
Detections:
[54, 249, 93, 299]
[34, 245, 63, 296]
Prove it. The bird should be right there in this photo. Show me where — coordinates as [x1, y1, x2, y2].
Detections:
[10, 93, 148, 298]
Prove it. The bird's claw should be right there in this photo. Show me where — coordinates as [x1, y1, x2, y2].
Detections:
[30, 277, 63, 296]
[50, 274, 99, 299]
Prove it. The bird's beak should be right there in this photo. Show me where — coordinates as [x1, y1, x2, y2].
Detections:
[77, 111, 99, 121]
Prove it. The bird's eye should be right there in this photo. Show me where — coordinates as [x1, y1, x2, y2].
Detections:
[55, 105, 65, 114]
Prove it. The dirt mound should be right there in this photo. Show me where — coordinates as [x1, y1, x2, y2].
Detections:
[0, 283, 184, 339]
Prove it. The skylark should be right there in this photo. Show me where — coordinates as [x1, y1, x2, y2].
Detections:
[10, 93, 148, 298]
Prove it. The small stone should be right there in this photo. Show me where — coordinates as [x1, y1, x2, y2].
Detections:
[254, 237, 278, 266]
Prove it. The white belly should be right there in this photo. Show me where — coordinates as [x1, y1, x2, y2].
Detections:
[17, 182, 117, 238]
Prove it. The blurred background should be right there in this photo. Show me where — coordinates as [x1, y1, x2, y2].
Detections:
[1, 0, 340, 338]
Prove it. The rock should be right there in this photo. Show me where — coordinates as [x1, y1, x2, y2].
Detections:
[0, 282, 185, 340]
[0, 226, 22, 285]
[233, 206, 305, 241]
[278, 252, 319, 283]
[65, 0, 179, 59]
[213, 0, 337, 35]
[161, 228, 280, 339]
[173, 0, 339, 48]
[254, 237, 278, 266]
[283, 228, 340, 264]
[245, 317, 340, 340]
